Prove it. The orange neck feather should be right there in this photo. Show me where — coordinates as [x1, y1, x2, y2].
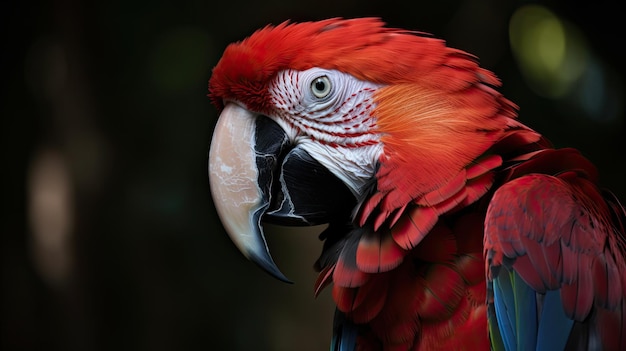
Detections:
[373, 81, 517, 210]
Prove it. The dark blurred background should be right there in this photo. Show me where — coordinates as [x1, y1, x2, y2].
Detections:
[2, 0, 624, 350]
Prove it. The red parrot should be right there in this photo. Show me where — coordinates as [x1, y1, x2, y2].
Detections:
[207, 18, 626, 350]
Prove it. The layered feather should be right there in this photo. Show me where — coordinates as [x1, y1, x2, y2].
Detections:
[485, 149, 626, 350]
[208, 17, 626, 351]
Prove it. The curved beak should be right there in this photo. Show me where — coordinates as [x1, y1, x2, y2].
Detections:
[208, 103, 291, 282]
[209, 103, 356, 283]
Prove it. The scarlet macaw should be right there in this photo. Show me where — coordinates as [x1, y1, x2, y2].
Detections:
[207, 18, 626, 350]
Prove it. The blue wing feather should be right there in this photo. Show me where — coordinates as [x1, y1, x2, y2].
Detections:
[536, 290, 574, 351]
[330, 309, 357, 351]
[493, 270, 518, 351]
[512, 270, 538, 351]
[492, 269, 574, 351]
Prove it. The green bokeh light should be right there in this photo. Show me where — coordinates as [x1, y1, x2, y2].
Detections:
[509, 5, 588, 98]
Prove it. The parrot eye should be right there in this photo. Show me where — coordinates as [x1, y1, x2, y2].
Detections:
[311, 76, 332, 99]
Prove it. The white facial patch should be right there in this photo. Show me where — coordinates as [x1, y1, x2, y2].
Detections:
[268, 68, 385, 196]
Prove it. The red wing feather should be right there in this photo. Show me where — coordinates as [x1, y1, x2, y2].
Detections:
[313, 265, 334, 297]
[416, 264, 465, 320]
[332, 284, 358, 313]
[461, 171, 496, 207]
[391, 206, 438, 250]
[505, 148, 600, 183]
[485, 172, 626, 322]
[334, 254, 370, 288]
[357, 191, 384, 227]
[356, 229, 406, 273]
[454, 253, 485, 286]
[416, 170, 467, 207]
[350, 277, 390, 324]
[466, 154, 502, 179]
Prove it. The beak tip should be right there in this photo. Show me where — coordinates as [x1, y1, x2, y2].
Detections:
[248, 250, 294, 284]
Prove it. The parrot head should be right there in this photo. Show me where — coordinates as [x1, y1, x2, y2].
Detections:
[208, 18, 517, 282]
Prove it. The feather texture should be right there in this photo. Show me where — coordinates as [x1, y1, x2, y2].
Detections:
[207, 17, 626, 351]
[485, 149, 626, 350]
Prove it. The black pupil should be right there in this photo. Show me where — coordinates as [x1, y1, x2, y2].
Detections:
[315, 79, 326, 92]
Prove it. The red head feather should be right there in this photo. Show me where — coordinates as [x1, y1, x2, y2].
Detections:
[209, 17, 501, 113]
